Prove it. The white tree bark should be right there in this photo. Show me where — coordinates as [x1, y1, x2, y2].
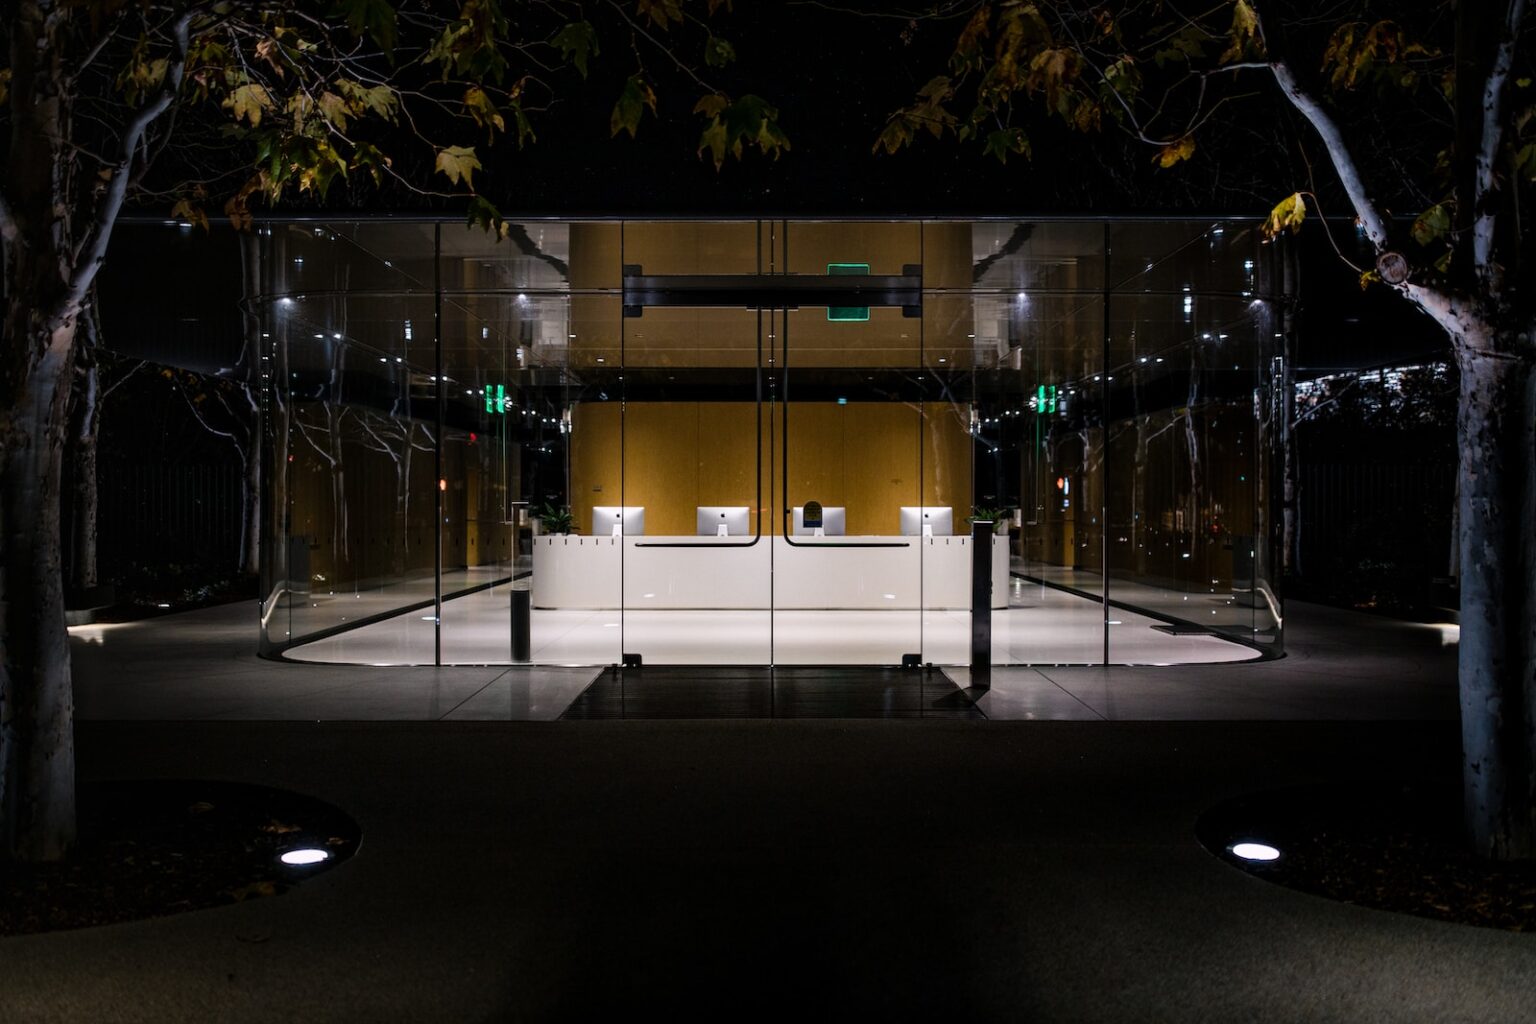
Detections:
[1454, 339, 1536, 858]
[1268, 19, 1536, 855]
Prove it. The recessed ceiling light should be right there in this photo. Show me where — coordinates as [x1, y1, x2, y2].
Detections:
[279, 848, 331, 866]
[1229, 841, 1280, 862]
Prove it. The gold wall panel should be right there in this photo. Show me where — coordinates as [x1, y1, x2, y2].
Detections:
[839, 403, 919, 536]
[569, 400, 972, 537]
[782, 306, 922, 368]
[569, 222, 622, 288]
[622, 307, 761, 368]
[622, 221, 763, 276]
[779, 403, 848, 519]
[700, 403, 764, 530]
[785, 222, 921, 276]
[566, 222, 976, 370]
[568, 401, 624, 534]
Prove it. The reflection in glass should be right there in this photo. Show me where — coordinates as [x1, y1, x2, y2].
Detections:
[259, 218, 1285, 667]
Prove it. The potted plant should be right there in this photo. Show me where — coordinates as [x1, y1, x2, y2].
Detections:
[968, 506, 1014, 535]
[534, 503, 575, 536]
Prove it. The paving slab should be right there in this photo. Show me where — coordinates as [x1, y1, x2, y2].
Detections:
[2, 720, 1530, 1022]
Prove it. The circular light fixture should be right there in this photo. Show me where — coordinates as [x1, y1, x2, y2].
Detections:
[1229, 841, 1280, 862]
[279, 848, 331, 866]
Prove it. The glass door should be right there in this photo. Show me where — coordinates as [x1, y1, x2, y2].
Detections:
[612, 222, 771, 665]
[774, 221, 929, 665]
[775, 304, 926, 664]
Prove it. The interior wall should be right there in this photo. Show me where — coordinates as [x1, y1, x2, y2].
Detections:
[569, 401, 973, 537]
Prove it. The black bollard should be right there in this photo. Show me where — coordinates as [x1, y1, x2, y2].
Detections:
[970, 520, 993, 689]
[511, 585, 531, 662]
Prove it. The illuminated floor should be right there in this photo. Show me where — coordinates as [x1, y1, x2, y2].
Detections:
[285, 576, 1262, 666]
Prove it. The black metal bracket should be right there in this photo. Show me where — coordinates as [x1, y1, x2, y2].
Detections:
[621, 264, 922, 317]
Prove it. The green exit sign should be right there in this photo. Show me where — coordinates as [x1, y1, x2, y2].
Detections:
[827, 262, 870, 322]
[485, 383, 508, 414]
[1036, 384, 1058, 414]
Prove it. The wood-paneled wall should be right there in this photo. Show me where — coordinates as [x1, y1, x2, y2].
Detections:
[569, 400, 973, 536]
[566, 221, 974, 369]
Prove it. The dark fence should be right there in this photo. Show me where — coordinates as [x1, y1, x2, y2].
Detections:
[97, 461, 245, 577]
[1295, 461, 1456, 608]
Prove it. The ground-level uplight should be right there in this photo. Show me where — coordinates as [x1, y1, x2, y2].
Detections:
[1229, 841, 1281, 862]
[279, 848, 331, 866]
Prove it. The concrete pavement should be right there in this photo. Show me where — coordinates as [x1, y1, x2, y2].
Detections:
[2, 599, 1521, 1022]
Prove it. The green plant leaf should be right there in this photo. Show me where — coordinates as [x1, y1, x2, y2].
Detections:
[463, 85, 506, 140]
[553, 20, 598, 77]
[704, 35, 736, 68]
[695, 93, 788, 169]
[466, 195, 509, 239]
[983, 127, 1031, 163]
[637, 0, 683, 30]
[611, 74, 656, 138]
[873, 118, 913, 155]
[337, 80, 398, 122]
[332, 0, 397, 52]
[1514, 142, 1536, 183]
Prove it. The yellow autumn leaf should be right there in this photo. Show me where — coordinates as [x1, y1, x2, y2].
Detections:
[169, 198, 209, 231]
[226, 83, 273, 127]
[435, 145, 481, 187]
[1220, 0, 1263, 64]
[1155, 136, 1196, 168]
[1262, 192, 1308, 237]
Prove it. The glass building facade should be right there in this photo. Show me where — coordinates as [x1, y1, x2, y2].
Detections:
[256, 219, 1287, 666]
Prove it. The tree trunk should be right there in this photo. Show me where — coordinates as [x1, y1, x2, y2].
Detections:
[1279, 251, 1299, 577]
[2, 6, 80, 862]
[0, 322, 79, 862]
[1456, 338, 1536, 860]
[238, 435, 260, 576]
[69, 340, 100, 594]
[237, 235, 263, 578]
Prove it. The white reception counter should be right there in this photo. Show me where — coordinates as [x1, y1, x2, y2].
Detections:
[532, 533, 1010, 610]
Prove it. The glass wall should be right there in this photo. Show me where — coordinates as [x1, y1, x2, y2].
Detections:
[259, 218, 1286, 665]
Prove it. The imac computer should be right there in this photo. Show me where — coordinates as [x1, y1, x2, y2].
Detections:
[696, 506, 751, 537]
[591, 506, 645, 536]
[899, 506, 953, 537]
[792, 505, 847, 536]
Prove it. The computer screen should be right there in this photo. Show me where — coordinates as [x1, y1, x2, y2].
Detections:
[696, 506, 751, 536]
[591, 506, 645, 536]
[792, 505, 847, 536]
[898, 506, 953, 537]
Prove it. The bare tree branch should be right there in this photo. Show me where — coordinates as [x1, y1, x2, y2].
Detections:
[62, 12, 194, 324]
[1472, 0, 1527, 281]
[1268, 60, 1392, 251]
